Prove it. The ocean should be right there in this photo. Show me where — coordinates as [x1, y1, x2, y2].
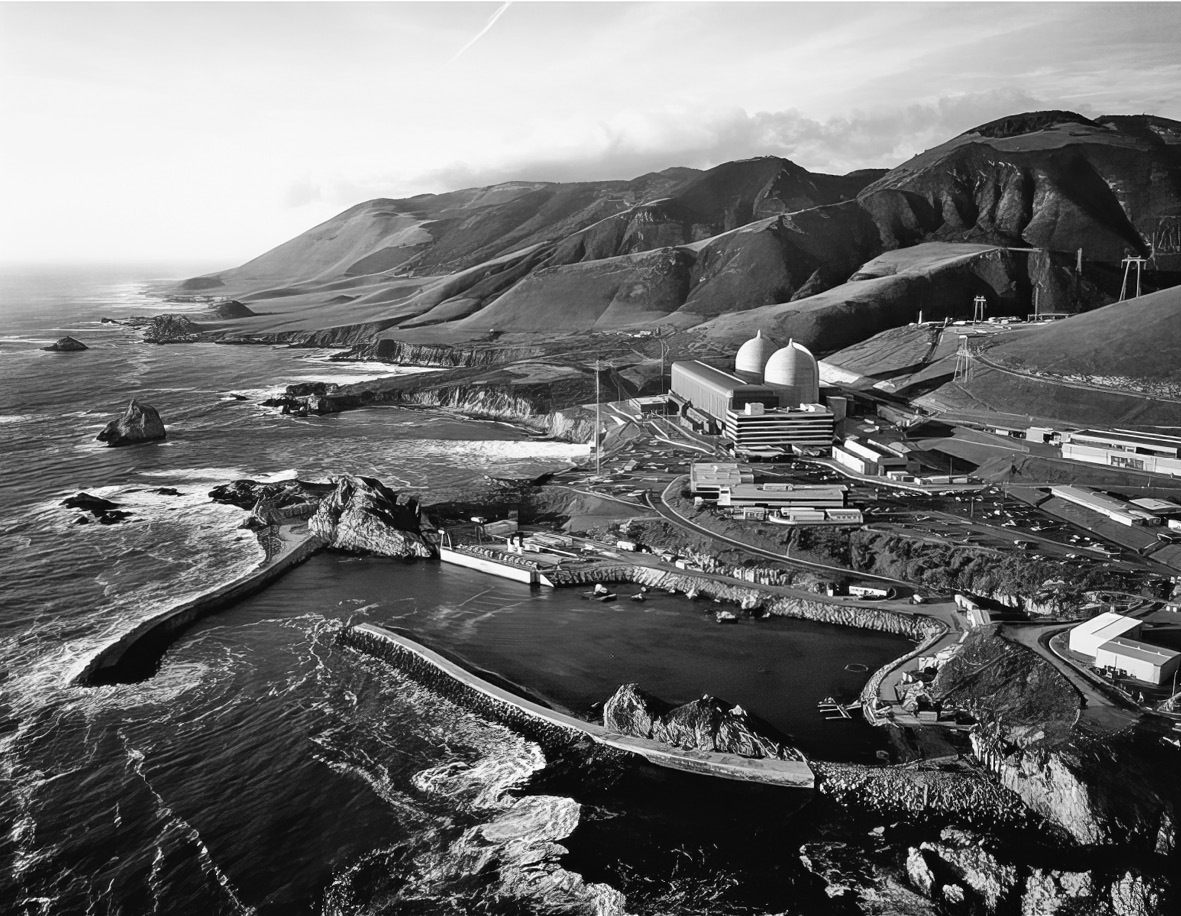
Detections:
[0, 264, 908, 915]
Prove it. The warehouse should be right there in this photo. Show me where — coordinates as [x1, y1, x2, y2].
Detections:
[689, 462, 753, 497]
[1068, 611, 1143, 657]
[832, 436, 911, 476]
[1061, 429, 1181, 477]
[1049, 485, 1162, 527]
[1094, 638, 1181, 686]
[716, 483, 847, 509]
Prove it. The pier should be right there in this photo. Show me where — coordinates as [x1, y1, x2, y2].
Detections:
[344, 622, 816, 789]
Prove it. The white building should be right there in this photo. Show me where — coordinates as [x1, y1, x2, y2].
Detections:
[833, 436, 911, 476]
[723, 401, 834, 456]
[716, 483, 847, 509]
[1068, 611, 1143, 657]
[1094, 637, 1181, 686]
[1050, 485, 1162, 527]
[689, 462, 753, 497]
[1061, 429, 1181, 477]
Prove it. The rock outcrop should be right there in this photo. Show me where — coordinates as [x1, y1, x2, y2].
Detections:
[42, 336, 88, 351]
[95, 400, 166, 447]
[143, 314, 201, 343]
[904, 828, 1174, 916]
[602, 683, 803, 760]
[62, 492, 133, 525]
[309, 475, 434, 559]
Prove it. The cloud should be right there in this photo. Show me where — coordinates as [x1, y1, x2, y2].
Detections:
[317, 88, 1065, 206]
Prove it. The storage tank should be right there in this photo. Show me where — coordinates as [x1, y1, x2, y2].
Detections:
[735, 330, 778, 381]
[763, 340, 819, 407]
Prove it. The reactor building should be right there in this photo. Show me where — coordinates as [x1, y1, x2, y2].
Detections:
[670, 331, 842, 457]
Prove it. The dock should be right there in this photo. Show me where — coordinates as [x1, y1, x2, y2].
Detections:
[439, 546, 541, 585]
[345, 623, 815, 789]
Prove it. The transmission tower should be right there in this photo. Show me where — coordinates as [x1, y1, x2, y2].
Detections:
[953, 335, 975, 384]
[972, 295, 987, 325]
[1119, 256, 1147, 301]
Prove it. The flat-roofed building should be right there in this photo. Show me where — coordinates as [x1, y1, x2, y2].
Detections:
[670, 361, 780, 427]
[1050, 485, 1162, 527]
[824, 508, 864, 525]
[1062, 429, 1181, 476]
[716, 483, 847, 509]
[833, 436, 911, 476]
[1069, 611, 1143, 657]
[723, 401, 834, 456]
[1129, 497, 1181, 518]
[1095, 637, 1181, 685]
[689, 462, 753, 497]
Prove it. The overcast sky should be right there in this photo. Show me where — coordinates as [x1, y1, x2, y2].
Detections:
[2, 1, 1179, 265]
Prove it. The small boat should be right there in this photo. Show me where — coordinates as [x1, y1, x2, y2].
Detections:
[630, 593, 646, 602]
[593, 584, 611, 596]
[715, 610, 739, 624]
[595, 592, 617, 603]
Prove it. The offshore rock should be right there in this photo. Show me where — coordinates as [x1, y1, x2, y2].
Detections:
[309, 475, 434, 559]
[42, 336, 88, 351]
[602, 683, 802, 760]
[62, 492, 133, 525]
[95, 400, 166, 446]
[143, 314, 202, 343]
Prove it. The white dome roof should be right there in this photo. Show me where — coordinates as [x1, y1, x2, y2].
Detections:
[764, 340, 819, 404]
[735, 330, 777, 378]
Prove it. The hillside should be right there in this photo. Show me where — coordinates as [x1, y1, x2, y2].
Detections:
[174, 111, 1181, 357]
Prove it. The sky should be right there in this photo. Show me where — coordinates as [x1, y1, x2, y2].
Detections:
[2, 1, 1179, 265]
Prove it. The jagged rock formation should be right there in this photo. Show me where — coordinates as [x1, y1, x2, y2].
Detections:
[309, 475, 435, 559]
[62, 492, 133, 525]
[42, 336, 88, 351]
[143, 314, 202, 343]
[602, 682, 803, 760]
[904, 828, 1173, 915]
[95, 400, 166, 446]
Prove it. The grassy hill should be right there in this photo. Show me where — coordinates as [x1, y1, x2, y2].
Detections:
[175, 111, 1181, 357]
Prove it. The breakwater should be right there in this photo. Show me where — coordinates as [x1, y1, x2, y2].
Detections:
[75, 524, 325, 686]
[813, 761, 1038, 830]
[339, 623, 816, 788]
[544, 564, 938, 640]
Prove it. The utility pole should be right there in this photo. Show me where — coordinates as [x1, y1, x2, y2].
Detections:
[972, 295, 987, 325]
[953, 335, 974, 384]
[595, 357, 602, 477]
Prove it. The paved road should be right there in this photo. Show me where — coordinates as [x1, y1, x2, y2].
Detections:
[1001, 623, 1141, 735]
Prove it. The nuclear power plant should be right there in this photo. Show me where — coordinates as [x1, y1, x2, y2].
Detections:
[669, 332, 845, 458]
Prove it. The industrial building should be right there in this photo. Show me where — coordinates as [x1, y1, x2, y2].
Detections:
[723, 401, 835, 456]
[1061, 429, 1181, 477]
[1068, 611, 1143, 657]
[1050, 485, 1163, 527]
[716, 483, 847, 509]
[1094, 638, 1181, 686]
[669, 334, 834, 454]
[689, 462, 754, 497]
[832, 436, 912, 477]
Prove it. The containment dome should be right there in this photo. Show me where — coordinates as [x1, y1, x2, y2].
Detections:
[764, 339, 820, 407]
[734, 330, 778, 381]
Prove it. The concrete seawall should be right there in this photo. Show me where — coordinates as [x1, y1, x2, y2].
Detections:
[75, 523, 325, 686]
[340, 622, 816, 789]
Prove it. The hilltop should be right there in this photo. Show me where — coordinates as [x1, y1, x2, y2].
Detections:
[173, 111, 1181, 357]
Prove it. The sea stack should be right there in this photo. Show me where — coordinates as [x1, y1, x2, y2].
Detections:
[42, 336, 89, 352]
[96, 399, 166, 447]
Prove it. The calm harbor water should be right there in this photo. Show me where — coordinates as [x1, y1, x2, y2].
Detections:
[0, 264, 909, 915]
